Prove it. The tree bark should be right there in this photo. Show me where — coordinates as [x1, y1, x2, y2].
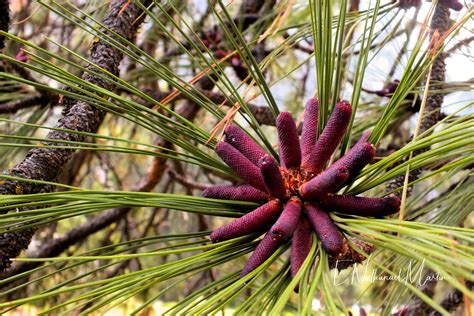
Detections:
[385, 3, 450, 197]
[0, 0, 151, 273]
[391, 3, 455, 316]
[0, 0, 276, 280]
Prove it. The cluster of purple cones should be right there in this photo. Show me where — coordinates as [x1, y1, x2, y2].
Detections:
[203, 98, 400, 283]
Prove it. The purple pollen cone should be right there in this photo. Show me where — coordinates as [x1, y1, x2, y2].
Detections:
[202, 185, 268, 202]
[321, 194, 401, 217]
[325, 133, 375, 188]
[276, 112, 302, 169]
[224, 124, 267, 165]
[210, 200, 282, 243]
[215, 141, 266, 192]
[241, 232, 284, 277]
[291, 219, 313, 292]
[440, 0, 463, 11]
[300, 98, 319, 166]
[204, 97, 398, 283]
[300, 166, 349, 199]
[357, 130, 372, 144]
[303, 100, 352, 174]
[259, 155, 287, 200]
[270, 197, 302, 241]
[304, 202, 344, 255]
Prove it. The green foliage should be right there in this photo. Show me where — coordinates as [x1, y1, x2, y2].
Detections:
[0, 0, 472, 314]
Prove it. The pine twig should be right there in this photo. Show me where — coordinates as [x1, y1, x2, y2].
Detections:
[0, 136, 170, 283]
[0, 94, 52, 114]
[0, 0, 152, 274]
[385, 2, 451, 198]
[0, 62, 60, 114]
[391, 3, 457, 315]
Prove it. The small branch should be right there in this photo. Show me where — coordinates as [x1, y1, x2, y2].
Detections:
[0, 137, 171, 282]
[386, 2, 451, 198]
[445, 35, 474, 57]
[391, 3, 456, 315]
[118, 86, 276, 126]
[201, 90, 275, 125]
[167, 169, 210, 190]
[0, 0, 152, 274]
[0, 62, 60, 114]
[0, 62, 59, 114]
[0, 94, 52, 114]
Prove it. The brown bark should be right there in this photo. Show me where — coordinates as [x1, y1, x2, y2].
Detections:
[385, 3, 450, 198]
[0, 0, 151, 273]
[0, 0, 271, 280]
[0, 94, 54, 114]
[391, 3, 457, 316]
[0, 137, 170, 281]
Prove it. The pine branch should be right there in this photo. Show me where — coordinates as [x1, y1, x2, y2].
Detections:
[0, 61, 60, 114]
[0, 136, 170, 284]
[127, 88, 276, 126]
[0, 0, 271, 279]
[391, 3, 457, 315]
[0, 0, 152, 274]
[202, 90, 276, 125]
[386, 2, 451, 198]
[445, 35, 474, 57]
[0, 94, 51, 114]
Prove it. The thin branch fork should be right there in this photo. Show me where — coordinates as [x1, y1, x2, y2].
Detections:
[0, 99, 201, 281]
[391, 2, 469, 315]
[121, 87, 276, 126]
[0, 136, 171, 283]
[0, 94, 54, 114]
[0, 0, 152, 274]
[0, 0, 272, 281]
[0, 62, 60, 114]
